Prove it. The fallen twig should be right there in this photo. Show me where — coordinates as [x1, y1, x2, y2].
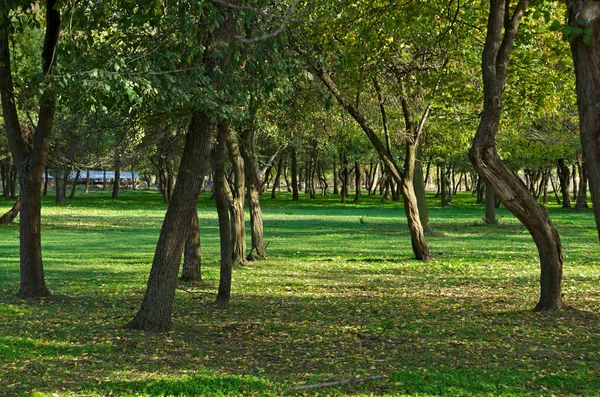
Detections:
[292, 375, 388, 391]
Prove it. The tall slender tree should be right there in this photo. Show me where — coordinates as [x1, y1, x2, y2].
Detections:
[0, 1, 60, 298]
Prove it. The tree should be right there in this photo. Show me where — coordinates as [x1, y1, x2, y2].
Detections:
[469, 0, 565, 311]
[126, 1, 241, 332]
[0, 1, 60, 298]
[566, 0, 600, 240]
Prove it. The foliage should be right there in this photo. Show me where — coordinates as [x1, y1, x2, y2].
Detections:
[1, 190, 600, 396]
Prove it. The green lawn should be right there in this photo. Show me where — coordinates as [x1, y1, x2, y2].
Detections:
[1, 189, 600, 396]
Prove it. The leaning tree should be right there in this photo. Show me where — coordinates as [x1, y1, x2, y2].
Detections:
[469, 0, 565, 311]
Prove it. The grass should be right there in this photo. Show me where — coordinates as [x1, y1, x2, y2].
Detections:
[1, 189, 600, 396]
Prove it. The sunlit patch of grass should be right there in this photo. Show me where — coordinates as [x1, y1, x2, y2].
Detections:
[1, 189, 600, 396]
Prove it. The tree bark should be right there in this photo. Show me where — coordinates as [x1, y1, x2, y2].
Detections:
[0, 0, 59, 298]
[557, 159, 571, 208]
[271, 156, 283, 199]
[127, 3, 239, 329]
[0, 195, 20, 224]
[181, 207, 201, 282]
[333, 161, 339, 195]
[69, 169, 80, 199]
[224, 122, 247, 266]
[441, 166, 449, 207]
[353, 162, 361, 203]
[315, 65, 430, 261]
[213, 122, 233, 306]
[84, 169, 90, 194]
[126, 112, 216, 332]
[1, 162, 8, 199]
[291, 146, 299, 201]
[575, 158, 588, 212]
[485, 182, 497, 225]
[112, 151, 121, 199]
[43, 170, 48, 196]
[568, 0, 600, 238]
[341, 153, 349, 203]
[413, 149, 432, 233]
[240, 103, 267, 261]
[469, 0, 564, 311]
[55, 167, 65, 204]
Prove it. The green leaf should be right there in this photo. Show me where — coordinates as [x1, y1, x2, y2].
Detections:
[549, 20, 562, 32]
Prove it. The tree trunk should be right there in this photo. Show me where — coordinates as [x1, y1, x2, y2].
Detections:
[69, 169, 80, 199]
[315, 65, 430, 261]
[125, 0, 240, 325]
[0, 195, 20, 224]
[102, 168, 107, 191]
[333, 161, 339, 195]
[1, 162, 8, 199]
[485, 182, 497, 225]
[84, 169, 90, 194]
[0, 0, 59, 298]
[224, 122, 247, 266]
[352, 162, 361, 203]
[180, 208, 201, 282]
[341, 153, 349, 203]
[568, 0, 600, 238]
[469, 0, 564, 312]
[55, 167, 65, 204]
[213, 122, 233, 306]
[572, 164, 578, 201]
[441, 166, 449, 207]
[240, 106, 267, 261]
[575, 158, 588, 212]
[112, 152, 120, 199]
[131, 162, 136, 190]
[126, 112, 217, 332]
[557, 159, 571, 208]
[413, 149, 432, 233]
[271, 157, 283, 199]
[291, 147, 299, 201]
[43, 170, 48, 196]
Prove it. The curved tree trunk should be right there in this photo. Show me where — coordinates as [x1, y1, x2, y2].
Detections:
[568, 0, 600, 238]
[239, 103, 267, 261]
[271, 157, 283, 199]
[224, 123, 247, 266]
[69, 169, 80, 199]
[181, 208, 201, 282]
[413, 150, 431, 233]
[315, 65, 430, 261]
[469, 0, 564, 312]
[0, 195, 20, 224]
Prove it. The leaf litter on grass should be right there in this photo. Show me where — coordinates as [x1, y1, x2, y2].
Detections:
[1, 192, 600, 396]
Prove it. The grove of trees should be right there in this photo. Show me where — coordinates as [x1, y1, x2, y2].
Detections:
[0, 0, 597, 331]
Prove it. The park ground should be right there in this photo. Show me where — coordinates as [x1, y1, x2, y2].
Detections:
[1, 190, 600, 396]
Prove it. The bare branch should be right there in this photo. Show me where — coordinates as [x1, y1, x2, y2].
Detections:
[240, 0, 303, 43]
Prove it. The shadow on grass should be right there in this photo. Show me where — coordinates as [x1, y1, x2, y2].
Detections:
[2, 278, 600, 396]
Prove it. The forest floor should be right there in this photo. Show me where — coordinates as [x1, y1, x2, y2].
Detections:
[1, 189, 600, 397]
